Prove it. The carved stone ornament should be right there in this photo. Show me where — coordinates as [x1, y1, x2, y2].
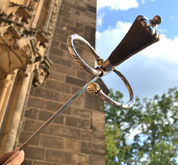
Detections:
[43, 0, 61, 55]
[0, 0, 10, 14]
[0, 25, 31, 79]
[36, 31, 48, 47]
[4, 6, 31, 24]
[32, 55, 52, 87]
[0, 0, 56, 86]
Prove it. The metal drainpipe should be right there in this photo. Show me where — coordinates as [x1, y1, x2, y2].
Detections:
[4, 64, 35, 153]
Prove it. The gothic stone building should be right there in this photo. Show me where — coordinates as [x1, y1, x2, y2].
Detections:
[0, 0, 107, 164]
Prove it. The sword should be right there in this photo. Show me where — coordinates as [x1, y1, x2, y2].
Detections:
[3, 15, 161, 164]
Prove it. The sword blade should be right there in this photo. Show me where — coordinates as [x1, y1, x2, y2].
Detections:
[19, 75, 99, 150]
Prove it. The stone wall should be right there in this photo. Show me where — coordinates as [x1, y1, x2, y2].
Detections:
[16, 0, 106, 164]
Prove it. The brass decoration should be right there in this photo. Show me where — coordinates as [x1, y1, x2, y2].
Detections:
[87, 82, 100, 95]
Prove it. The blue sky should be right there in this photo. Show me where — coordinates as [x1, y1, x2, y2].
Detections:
[96, 0, 178, 102]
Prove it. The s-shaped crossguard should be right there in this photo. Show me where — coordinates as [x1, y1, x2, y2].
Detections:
[3, 15, 162, 164]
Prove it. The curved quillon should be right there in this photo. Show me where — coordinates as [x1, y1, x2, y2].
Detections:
[87, 68, 135, 109]
[67, 34, 102, 76]
[67, 34, 135, 109]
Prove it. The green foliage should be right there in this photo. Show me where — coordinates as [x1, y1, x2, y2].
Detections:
[105, 87, 178, 165]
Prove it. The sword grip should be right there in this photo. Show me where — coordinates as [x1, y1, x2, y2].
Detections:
[106, 15, 161, 67]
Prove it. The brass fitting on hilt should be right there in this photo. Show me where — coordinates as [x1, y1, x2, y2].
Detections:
[87, 82, 100, 95]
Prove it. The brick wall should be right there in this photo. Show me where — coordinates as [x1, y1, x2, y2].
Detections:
[16, 0, 106, 164]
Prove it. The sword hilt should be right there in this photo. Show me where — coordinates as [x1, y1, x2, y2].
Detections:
[67, 15, 162, 109]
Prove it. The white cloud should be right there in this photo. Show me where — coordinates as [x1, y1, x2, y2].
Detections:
[95, 31, 100, 39]
[141, 0, 145, 4]
[97, 13, 105, 27]
[141, 0, 155, 4]
[127, 125, 145, 141]
[97, 0, 139, 10]
[141, 34, 178, 62]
